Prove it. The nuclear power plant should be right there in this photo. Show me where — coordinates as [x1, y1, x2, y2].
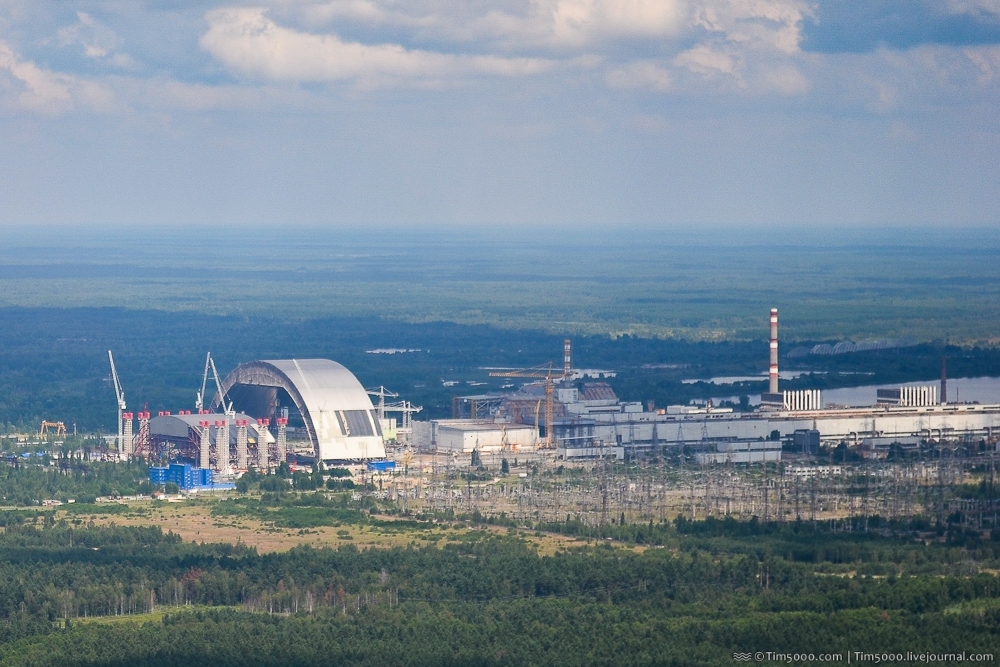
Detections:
[104, 308, 1000, 476]
[433, 308, 1000, 462]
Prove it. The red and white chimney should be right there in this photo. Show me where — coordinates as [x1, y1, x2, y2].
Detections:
[769, 308, 779, 395]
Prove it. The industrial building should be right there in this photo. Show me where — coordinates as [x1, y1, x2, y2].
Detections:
[144, 411, 277, 471]
[213, 359, 386, 463]
[436, 308, 1000, 462]
[694, 440, 781, 465]
[411, 420, 537, 454]
[149, 463, 235, 491]
[108, 356, 392, 478]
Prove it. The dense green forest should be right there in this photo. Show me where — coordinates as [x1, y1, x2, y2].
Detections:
[2, 307, 998, 430]
[4, 226, 1000, 343]
[0, 506, 996, 665]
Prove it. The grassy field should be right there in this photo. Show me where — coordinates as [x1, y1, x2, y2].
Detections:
[57, 499, 583, 555]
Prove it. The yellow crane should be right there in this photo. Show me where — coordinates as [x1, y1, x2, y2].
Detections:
[39, 421, 66, 437]
[489, 363, 559, 449]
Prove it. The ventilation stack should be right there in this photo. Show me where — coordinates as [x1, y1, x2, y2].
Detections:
[940, 357, 947, 404]
[563, 339, 572, 379]
[769, 308, 779, 395]
[199, 420, 211, 469]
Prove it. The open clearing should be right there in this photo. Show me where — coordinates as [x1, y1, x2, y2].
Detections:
[57, 500, 586, 555]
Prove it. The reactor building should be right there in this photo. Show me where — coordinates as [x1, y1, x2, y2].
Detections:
[213, 358, 386, 463]
[432, 309, 1000, 460]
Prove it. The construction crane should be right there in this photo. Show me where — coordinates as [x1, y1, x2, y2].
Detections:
[108, 350, 126, 454]
[384, 400, 422, 431]
[489, 362, 559, 449]
[39, 421, 66, 437]
[366, 386, 399, 419]
[208, 355, 234, 416]
[195, 352, 212, 411]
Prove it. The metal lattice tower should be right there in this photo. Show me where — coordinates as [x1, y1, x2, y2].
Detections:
[236, 419, 249, 469]
[135, 411, 150, 458]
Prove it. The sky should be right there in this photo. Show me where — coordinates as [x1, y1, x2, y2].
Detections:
[0, 0, 998, 228]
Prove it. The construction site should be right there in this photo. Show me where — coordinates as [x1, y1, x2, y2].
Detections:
[14, 307, 995, 528]
[417, 309, 1000, 464]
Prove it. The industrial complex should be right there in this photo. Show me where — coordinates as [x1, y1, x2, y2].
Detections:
[103, 308, 1000, 486]
[430, 309, 1000, 462]
[107, 355, 407, 483]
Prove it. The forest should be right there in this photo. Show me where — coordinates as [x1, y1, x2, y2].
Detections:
[2, 306, 998, 431]
[0, 458, 990, 664]
[0, 503, 995, 665]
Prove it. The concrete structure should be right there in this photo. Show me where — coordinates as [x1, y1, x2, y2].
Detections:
[556, 444, 625, 460]
[578, 402, 1000, 451]
[783, 390, 822, 411]
[412, 420, 536, 453]
[793, 429, 821, 454]
[214, 359, 385, 462]
[236, 419, 249, 469]
[695, 440, 781, 464]
[149, 412, 273, 470]
[877, 385, 937, 407]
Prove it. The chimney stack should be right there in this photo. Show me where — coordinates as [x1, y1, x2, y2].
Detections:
[563, 339, 572, 379]
[940, 356, 947, 404]
[769, 308, 779, 395]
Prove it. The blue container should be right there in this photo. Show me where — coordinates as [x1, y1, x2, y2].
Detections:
[366, 460, 396, 472]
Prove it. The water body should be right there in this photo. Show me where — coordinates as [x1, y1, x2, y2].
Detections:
[684, 371, 815, 384]
[820, 377, 1000, 408]
[715, 377, 1000, 408]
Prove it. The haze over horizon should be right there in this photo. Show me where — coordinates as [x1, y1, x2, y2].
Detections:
[0, 0, 997, 228]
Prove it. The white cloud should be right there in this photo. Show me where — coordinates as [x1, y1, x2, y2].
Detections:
[965, 45, 1000, 84]
[58, 12, 112, 60]
[549, 0, 686, 46]
[199, 1, 816, 94]
[944, 0, 1000, 18]
[691, 0, 811, 54]
[0, 40, 111, 113]
[606, 60, 672, 91]
[674, 44, 739, 76]
[756, 63, 809, 94]
[200, 7, 555, 84]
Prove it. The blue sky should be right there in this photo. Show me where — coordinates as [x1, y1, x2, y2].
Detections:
[0, 0, 998, 227]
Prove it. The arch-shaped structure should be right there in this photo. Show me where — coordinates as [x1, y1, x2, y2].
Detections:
[213, 359, 385, 462]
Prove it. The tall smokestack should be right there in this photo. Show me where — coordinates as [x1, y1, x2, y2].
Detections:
[564, 339, 572, 379]
[940, 356, 947, 404]
[769, 308, 779, 395]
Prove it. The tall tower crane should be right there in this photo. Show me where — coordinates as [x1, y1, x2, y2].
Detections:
[108, 350, 126, 454]
[366, 386, 399, 419]
[489, 362, 559, 449]
[195, 352, 212, 411]
[199, 353, 234, 416]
